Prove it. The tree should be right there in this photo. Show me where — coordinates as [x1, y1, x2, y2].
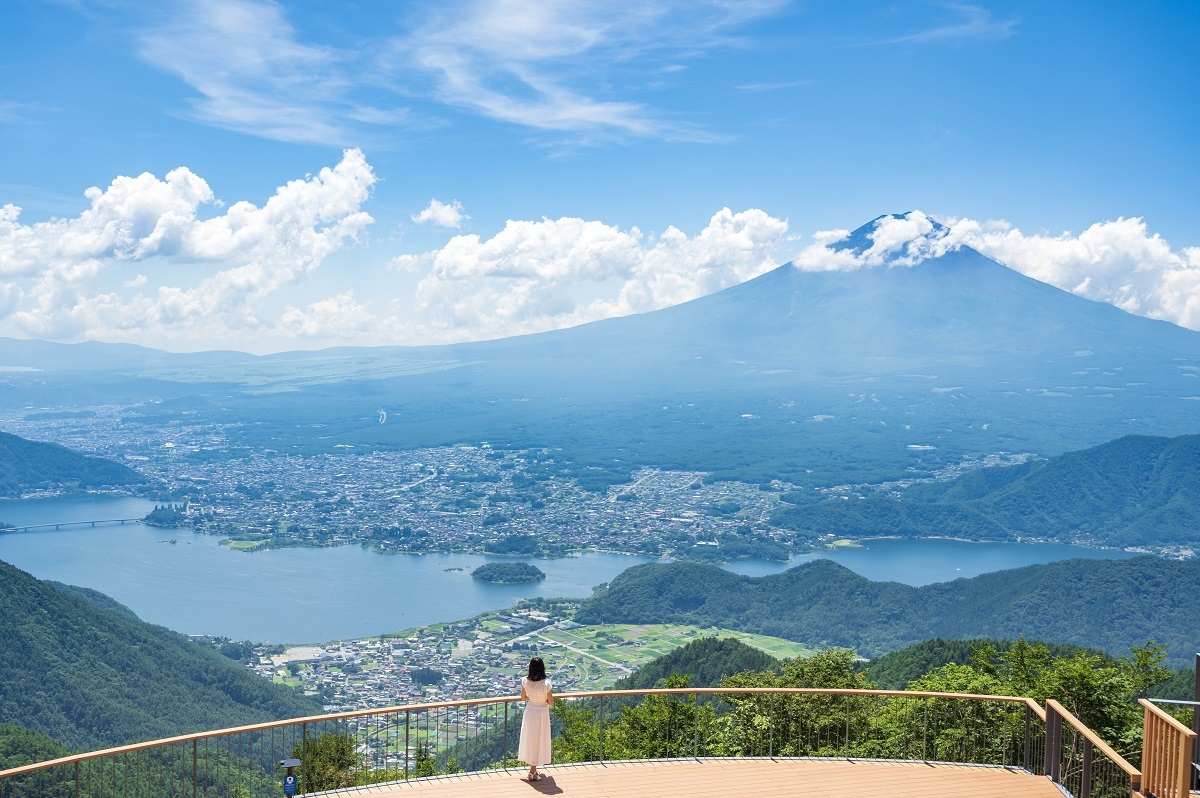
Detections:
[294, 731, 357, 793]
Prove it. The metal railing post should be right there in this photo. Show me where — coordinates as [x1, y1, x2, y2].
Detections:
[504, 702, 509, 769]
[1081, 741, 1092, 798]
[844, 695, 850, 758]
[769, 693, 774, 758]
[1044, 704, 1061, 784]
[599, 695, 605, 764]
[192, 739, 197, 798]
[1193, 653, 1200, 792]
[1024, 704, 1032, 772]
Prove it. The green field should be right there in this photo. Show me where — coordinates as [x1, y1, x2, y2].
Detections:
[220, 539, 269, 551]
[534, 623, 814, 689]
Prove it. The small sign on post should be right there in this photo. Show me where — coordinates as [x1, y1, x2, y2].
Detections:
[280, 758, 301, 796]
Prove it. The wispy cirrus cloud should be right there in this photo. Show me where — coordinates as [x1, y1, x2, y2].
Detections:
[878, 3, 1018, 46]
[390, 0, 787, 140]
[137, 0, 416, 146]
[130, 0, 785, 145]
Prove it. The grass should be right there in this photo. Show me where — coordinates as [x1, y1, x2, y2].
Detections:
[534, 623, 815, 688]
[220, 539, 269, 551]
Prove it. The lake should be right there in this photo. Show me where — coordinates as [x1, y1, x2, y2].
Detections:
[0, 494, 1136, 643]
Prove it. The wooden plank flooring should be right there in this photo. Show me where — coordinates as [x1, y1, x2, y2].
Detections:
[339, 758, 1066, 798]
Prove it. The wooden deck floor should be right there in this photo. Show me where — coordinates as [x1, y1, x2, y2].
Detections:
[338, 758, 1065, 798]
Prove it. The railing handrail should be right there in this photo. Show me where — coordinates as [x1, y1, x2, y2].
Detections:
[0, 687, 1044, 779]
[1046, 698, 1141, 779]
[1139, 698, 1199, 739]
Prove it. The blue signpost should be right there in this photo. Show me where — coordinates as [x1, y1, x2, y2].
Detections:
[280, 758, 301, 796]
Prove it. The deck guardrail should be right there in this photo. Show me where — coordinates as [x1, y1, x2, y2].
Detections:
[1138, 699, 1196, 798]
[0, 688, 1051, 798]
[1044, 699, 1141, 798]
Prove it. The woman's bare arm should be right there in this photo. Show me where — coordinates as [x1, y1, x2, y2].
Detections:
[546, 685, 554, 706]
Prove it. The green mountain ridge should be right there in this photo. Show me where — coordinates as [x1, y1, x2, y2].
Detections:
[613, 637, 781, 689]
[774, 433, 1200, 550]
[0, 559, 321, 752]
[0, 431, 148, 499]
[575, 556, 1200, 667]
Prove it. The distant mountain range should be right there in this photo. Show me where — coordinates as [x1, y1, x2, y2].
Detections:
[0, 559, 320, 751]
[773, 433, 1200, 550]
[574, 556, 1200, 667]
[0, 431, 147, 498]
[4, 213, 1200, 489]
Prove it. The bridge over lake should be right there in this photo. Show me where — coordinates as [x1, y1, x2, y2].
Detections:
[1, 517, 143, 533]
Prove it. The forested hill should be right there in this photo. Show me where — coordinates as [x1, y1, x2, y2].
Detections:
[0, 431, 148, 497]
[773, 433, 1200, 550]
[0, 559, 321, 751]
[614, 637, 780, 689]
[864, 638, 1101, 689]
[575, 557, 1200, 666]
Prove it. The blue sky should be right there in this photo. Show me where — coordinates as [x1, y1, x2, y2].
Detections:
[1, 1, 1197, 352]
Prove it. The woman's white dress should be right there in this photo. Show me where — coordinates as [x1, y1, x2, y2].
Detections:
[517, 676, 552, 767]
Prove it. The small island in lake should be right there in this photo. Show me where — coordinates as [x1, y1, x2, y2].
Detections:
[471, 562, 546, 584]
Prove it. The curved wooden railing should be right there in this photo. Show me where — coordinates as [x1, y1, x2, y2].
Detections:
[0, 688, 1053, 798]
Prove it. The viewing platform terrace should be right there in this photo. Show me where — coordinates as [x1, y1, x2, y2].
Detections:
[1, 688, 1194, 798]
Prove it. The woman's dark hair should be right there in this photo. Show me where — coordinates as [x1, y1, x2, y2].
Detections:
[527, 657, 546, 681]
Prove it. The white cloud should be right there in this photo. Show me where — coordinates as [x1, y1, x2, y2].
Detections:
[138, 0, 368, 146]
[792, 211, 1200, 330]
[0, 149, 375, 344]
[412, 199, 467, 228]
[879, 4, 1018, 46]
[280, 291, 377, 338]
[131, 0, 783, 144]
[390, 0, 783, 139]
[0, 282, 21, 319]
[412, 207, 788, 340]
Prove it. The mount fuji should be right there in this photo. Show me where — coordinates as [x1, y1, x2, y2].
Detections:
[3, 213, 1199, 488]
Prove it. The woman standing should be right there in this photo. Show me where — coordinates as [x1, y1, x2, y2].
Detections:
[517, 656, 554, 781]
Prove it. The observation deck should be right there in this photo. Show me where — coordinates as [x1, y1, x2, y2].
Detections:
[353, 757, 1064, 798]
[1, 688, 1194, 798]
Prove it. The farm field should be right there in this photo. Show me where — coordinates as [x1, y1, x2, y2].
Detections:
[532, 623, 815, 689]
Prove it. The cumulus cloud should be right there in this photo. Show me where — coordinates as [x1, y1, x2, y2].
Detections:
[412, 199, 467, 228]
[792, 211, 1200, 330]
[0, 149, 375, 344]
[280, 291, 377, 337]
[412, 207, 788, 340]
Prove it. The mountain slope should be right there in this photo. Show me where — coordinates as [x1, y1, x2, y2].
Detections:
[575, 557, 1200, 666]
[773, 433, 1200, 549]
[0, 431, 148, 498]
[0, 560, 321, 751]
[6, 213, 1200, 489]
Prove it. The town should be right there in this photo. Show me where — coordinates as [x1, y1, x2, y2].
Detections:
[199, 599, 813, 713]
[0, 405, 1039, 559]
